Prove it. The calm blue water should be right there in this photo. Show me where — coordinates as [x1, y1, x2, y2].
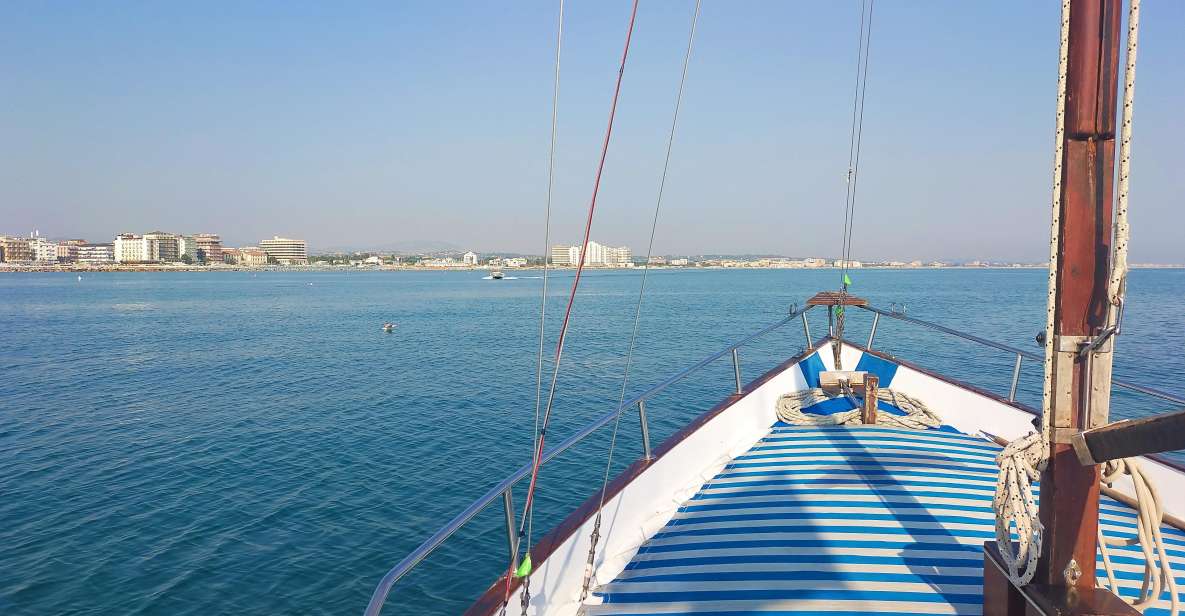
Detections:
[1, 269, 1183, 615]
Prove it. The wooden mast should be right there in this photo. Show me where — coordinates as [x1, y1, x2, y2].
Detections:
[1039, 0, 1121, 593]
[984, 1, 1133, 613]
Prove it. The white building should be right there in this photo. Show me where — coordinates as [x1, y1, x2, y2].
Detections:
[77, 244, 115, 264]
[462, 251, 478, 266]
[259, 236, 307, 265]
[833, 259, 862, 268]
[504, 257, 528, 268]
[114, 234, 159, 263]
[31, 237, 59, 263]
[551, 241, 632, 267]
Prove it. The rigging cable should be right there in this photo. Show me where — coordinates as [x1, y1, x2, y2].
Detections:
[577, 0, 702, 602]
[506, 0, 642, 607]
[838, 0, 875, 291]
[525, 0, 564, 565]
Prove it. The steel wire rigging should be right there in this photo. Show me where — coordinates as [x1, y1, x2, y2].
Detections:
[577, 0, 703, 602]
[506, 0, 641, 609]
[838, 0, 874, 292]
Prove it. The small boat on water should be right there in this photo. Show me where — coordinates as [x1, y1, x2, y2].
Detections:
[491, 271, 505, 280]
[366, 2, 1185, 615]
[381, 323, 396, 333]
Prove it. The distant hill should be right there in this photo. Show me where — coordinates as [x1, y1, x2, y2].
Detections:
[314, 239, 463, 255]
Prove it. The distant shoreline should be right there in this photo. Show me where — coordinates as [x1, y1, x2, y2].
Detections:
[1, 263, 1182, 273]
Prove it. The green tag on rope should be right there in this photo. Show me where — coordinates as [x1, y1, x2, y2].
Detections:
[843, 273, 853, 287]
[514, 553, 533, 578]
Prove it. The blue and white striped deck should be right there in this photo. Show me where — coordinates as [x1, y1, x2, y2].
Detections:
[592, 424, 1185, 615]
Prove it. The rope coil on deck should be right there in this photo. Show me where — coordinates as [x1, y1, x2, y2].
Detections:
[775, 388, 941, 430]
[1098, 457, 1179, 615]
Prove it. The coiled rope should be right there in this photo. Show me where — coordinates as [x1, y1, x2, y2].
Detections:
[993, 432, 1047, 586]
[1098, 458, 1179, 615]
[775, 388, 940, 430]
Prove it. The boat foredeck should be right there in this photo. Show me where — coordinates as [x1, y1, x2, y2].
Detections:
[592, 423, 1185, 615]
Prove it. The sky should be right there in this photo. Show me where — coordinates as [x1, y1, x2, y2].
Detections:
[1, 1, 1182, 262]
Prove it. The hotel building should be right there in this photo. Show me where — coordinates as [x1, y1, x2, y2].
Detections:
[259, 236, 307, 265]
[194, 234, 223, 264]
[76, 243, 115, 264]
[0, 237, 34, 262]
[551, 241, 632, 267]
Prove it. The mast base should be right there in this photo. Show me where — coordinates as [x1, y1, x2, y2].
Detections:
[983, 542, 1138, 616]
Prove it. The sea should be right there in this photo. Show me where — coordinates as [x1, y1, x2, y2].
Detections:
[2, 268, 1183, 615]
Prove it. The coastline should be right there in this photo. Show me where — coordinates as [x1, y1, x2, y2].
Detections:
[1, 263, 1181, 273]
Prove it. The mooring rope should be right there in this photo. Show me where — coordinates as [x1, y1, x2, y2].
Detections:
[578, 0, 702, 602]
[775, 387, 940, 430]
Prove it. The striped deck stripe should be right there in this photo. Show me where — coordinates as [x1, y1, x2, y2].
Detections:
[594, 424, 1185, 616]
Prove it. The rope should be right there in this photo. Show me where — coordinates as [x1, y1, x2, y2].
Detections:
[991, 0, 1070, 587]
[775, 387, 940, 430]
[578, 1, 702, 602]
[1095, 6, 1166, 614]
[993, 432, 1047, 586]
[1108, 0, 1138, 316]
[509, 0, 640, 606]
[1098, 457, 1178, 616]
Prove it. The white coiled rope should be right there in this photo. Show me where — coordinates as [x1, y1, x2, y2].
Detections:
[993, 432, 1047, 586]
[776, 388, 941, 430]
[1098, 457, 1178, 615]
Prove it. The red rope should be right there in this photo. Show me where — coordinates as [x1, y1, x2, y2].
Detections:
[504, 0, 640, 603]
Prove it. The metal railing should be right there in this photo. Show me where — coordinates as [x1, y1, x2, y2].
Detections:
[363, 304, 818, 616]
[859, 305, 1185, 408]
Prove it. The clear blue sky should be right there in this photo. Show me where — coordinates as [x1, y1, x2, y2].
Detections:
[1, 1, 1181, 262]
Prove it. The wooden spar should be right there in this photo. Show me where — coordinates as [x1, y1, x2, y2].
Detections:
[1038, 0, 1121, 592]
[1071, 408, 1185, 465]
[984, 1, 1132, 614]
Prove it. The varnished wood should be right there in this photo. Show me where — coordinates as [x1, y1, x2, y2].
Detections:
[1073, 408, 1185, 465]
[863, 374, 879, 424]
[984, 542, 1139, 616]
[806, 291, 868, 307]
[1037, 0, 1122, 592]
